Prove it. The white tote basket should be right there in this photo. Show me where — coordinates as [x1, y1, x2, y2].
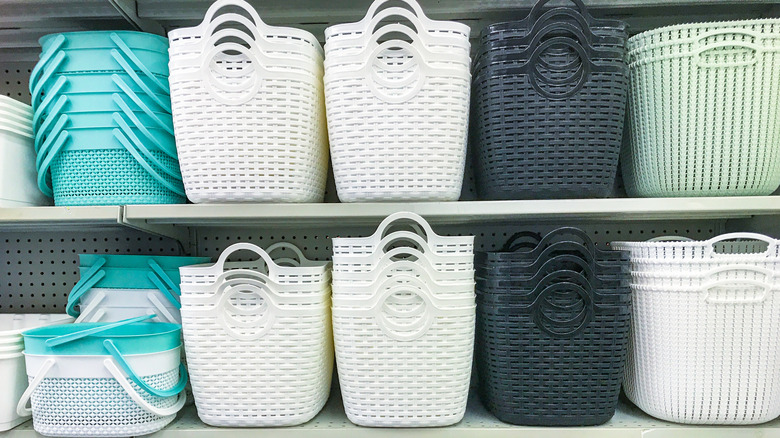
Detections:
[624, 279, 780, 424]
[323, 0, 470, 202]
[18, 347, 185, 437]
[333, 273, 474, 427]
[181, 244, 332, 427]
[168, 0, 328, 203]
[332, 212, 474, 257]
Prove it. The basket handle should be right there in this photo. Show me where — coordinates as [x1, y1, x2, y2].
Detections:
[214, 280, 276, 340]
[45, 314, 155, 348]
[704, 278, 771, 304]
[147, 292, 180, 323]
[373, 212, 438, 245]
[647, 236, 694, 242]
[266, 242, 307, 265]
[35, 113, 68, 172]
[103, 339, 188, 398]
[199, 0, 268, 34]
[30, 51, 67, 111]
[29, 34, 66, 94]
[703, 233, 778, 258]
[66, 269, 107, 317]
[694, 28, 762, 68]
[146, 273, 182, 309]
[111, 75, 174, 134]
[36, 128, 69, 198]
[112, 93, 178, 158]
[34, 95, 68, 152]
[113, 126, 187, 197]
[526, 0, 593, 26]
[148, 259, 182, 296]
[31, 76, 67, 133]
[112, 113, 181, 179]
[103, 358, 187, 417]
[16, 358, 56, 417]
[531, 281, 593, 338]
[501, 231, 543, 252]
[198, 38, 266, 106]
[526, 37, 591, 100]
[74, 289, 108, 323]
[213, 242, 277, 275]
[110, 67, 171, 115]
[704, 264, 774, 279]
[109, 33, 170, 94]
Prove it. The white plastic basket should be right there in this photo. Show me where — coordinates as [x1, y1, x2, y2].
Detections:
[0, 114, 50, 207]
[623, 19, 780, 197]
[168, 0, 328, 203]
[623, 279, 780, 424]
[180, 243, 332, 427]
[333, 272, 474, 427]
[75, 288, 181, 324]
[332, 212, 474, 257]
[323, 0, 470, 202]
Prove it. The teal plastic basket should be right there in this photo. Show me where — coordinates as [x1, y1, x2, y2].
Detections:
[40, 31, 168, 53]
[32, 72, 170, 112]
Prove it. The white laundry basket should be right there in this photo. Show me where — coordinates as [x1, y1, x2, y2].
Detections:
[179, 243, 332, 426]
[18, 316, 187, 437]
[623, 19, 780, 197]
[323, 0, 471, 202]
[0, 97, 50, 207]
[168, 0, 328, 203]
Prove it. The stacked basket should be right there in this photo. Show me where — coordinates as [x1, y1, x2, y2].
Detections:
[0, 96, 49, 207]
[30, 31, 185, 206]
[66, 254, 210, 323]
[623, 19, 780, 197]
[476, 228, 632, 426]
[179, 243, 332, 427]
[613, 234, 780, 424]
[472, 0, 628, 200]
[331, 212, 476, 427]
[168, 0, 329, 203]
[18, 315, 188, 437]
[324, 0, 471, 202]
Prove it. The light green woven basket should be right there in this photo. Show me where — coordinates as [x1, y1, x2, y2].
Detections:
[623, 19, 780, 197]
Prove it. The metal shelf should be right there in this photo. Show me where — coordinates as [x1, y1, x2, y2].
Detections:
[0, 206, 123, 231]
[7, 387, 780, 437]
[122, 197, 780, 229]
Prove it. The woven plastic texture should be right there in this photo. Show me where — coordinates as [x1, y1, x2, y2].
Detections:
[475, 227, 631, 426]
[623, 19, 780, 197]
[471, 0, 628, 200]
[323, 0, 471, 202]
[29, 369, 179, 437]
[332, 212, 475, 427]
[180, 243, 333, 427]
[168, 0, 329, 203]
[51, 149, 185, 206]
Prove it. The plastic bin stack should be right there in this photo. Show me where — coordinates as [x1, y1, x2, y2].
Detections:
[66, 254, 210, 323]
[623, 19, 780, 197]
[476, 228, 632, 426]
[613, 234, 780, 424]
[0, 96, 49, 207]
[18, 315, 188, 437]
[178, 243, 333, 427]
[472, 0, 628, 200]
[29, 31, 185, 206]
[331, 212, 476, 426]
[323, 0, 471, 202]
[168, 0, 329, 203]
[0, 314, 73, 432]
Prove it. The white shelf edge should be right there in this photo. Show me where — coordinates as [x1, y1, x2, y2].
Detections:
[0, 206, 123, 228]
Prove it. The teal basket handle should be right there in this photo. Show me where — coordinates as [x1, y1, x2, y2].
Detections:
[112, 113, 180, 178]
[45, 314, 156, 348]
[29, 34, 66, 93]
[111, 77, 174, 135]
[35, 113, 68, 171]
[109, 33, 170, 94]
[109, 51, 172, 113]
[112, 93, 178, 158]
[148, 259, 182, 296]
[111, 73, 172, 124]
[103, 338, 188, 398]
[113, 127, 186, 197]
[34, 95, 68, 153]
[147, 272, 181, 309]
[31, 51, 67, 111]
[66, 269, 107, 317]
[36, 129, 69, 198]
[32, 75, 68, 126]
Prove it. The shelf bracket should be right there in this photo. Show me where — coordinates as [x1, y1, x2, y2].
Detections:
[120, 208, 194, 254]
[107, 0, 165, 35]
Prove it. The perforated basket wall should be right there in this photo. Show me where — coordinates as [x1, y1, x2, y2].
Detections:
[50, 148, 185, 206]
[29, 368, 180, 437]
[623, 19, 780, 197]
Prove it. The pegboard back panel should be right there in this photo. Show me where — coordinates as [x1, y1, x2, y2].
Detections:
[1, 61, 34, 104]
[1, 229, 182, 313]
[195, 219, 727, 261]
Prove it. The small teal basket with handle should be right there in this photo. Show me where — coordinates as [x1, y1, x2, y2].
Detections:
[18, 315, 188, 437]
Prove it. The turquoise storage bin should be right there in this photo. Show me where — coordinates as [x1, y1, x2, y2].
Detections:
[22, 320, 181, 356]
[40, 31, 168, 53]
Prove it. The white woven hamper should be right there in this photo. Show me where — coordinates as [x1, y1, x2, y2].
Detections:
[180, 243, 332, 427]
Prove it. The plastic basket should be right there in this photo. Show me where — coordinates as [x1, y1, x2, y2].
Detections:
[0, 123, 50, 208]
[472, 0, 627, 200]
[168, 0, 328, 203]
[624, 280, 780, 424]
[180, 243, 332, 427]
[18, 316, 187, 437]
[623, 19, 780, 197]
[323, 0, 471, 202]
